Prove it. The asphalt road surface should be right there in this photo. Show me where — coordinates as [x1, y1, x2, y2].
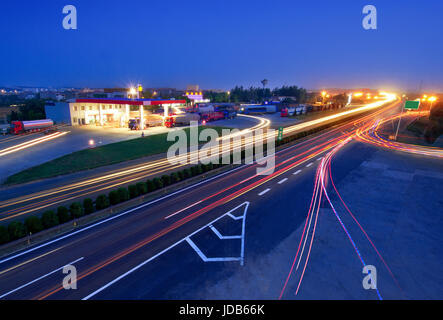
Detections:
[1, 100, 416, 300]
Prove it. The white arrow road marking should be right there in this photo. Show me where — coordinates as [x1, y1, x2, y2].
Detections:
[188, 202, 249, 266]
[82, 202, 250, 300]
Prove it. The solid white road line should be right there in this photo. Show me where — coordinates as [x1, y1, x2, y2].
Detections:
[0, 164, 248, 266]
[186, 238, 241, 262]
[82, 202, 249, 300]
[209, 225, 242, 240]
[278, 178, 288, 184]
[0, 257, 84, 299]
[164, 200, 203, 220]
[258, 188, 270, 196]
[293, 170, 302, 175]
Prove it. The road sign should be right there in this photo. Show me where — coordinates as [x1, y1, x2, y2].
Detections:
[278, 127, 283, 141]
[404, 100, 420, 110]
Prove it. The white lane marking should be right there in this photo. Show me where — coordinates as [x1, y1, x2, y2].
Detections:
[210, 225, 242, 240]
[164, 200, 202, 220]
[258, 188, 270, 196]
[0, 257, 84, 299]
[0, 117, 340, 266]
[278, 178, 288, 184]
[0, 164, 248, 265]
[186, 238, 241, 262]
[82, 202, 249, 300]
[317, 157, 323, 161]
[306, 162, 313, 167]
[293, 170, 302, 175]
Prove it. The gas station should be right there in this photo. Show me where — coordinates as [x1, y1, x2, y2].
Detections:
[68, 97, 186, 129]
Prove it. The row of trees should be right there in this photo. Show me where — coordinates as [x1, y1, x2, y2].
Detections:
[5, 98, 47, 121]
[0, 162, 223, 245]
[204, 85, 310, 104]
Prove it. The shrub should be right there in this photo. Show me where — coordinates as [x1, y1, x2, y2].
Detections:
[196, 165, 203, 174]
[117, 187, 129, 202]
[153, 177, 163, 189]
[57, 206, 71, 223]
[183, 168, 192, 179]
[8, 221, 26, 240]
[96, 194, 110, 210]
[0, 226, 9, 244]
[25, 216, 44, 234]
[128, 184, 139, 199]
[41, 210, 59, 229]
[177, 170, 184, 181]
[170, 172, 180, 183]
[69, 202, 84, 218]
[161, 175, 171, 186]
[83, 198, 94, 214]
[136, 182, 148, 195]
[146, 179, 156, 192]
[109, 190, 120, 205]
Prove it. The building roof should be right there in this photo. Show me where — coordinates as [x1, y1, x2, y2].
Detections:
[74, 98, 186, 105]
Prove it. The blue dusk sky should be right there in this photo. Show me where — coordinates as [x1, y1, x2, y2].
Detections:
[0, 0, 442, 91]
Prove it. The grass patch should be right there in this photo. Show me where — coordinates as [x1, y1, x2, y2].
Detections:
[5, 126, 228, 185]
[406, 117, 428, 136]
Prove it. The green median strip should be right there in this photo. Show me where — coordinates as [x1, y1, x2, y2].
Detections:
[4, 126, 228, 185]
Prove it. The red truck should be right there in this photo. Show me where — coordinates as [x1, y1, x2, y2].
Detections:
[200, 111, 225, 122]
[11, 119, 54, 135]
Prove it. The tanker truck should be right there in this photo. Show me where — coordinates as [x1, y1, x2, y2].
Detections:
[11, 119, 54, 135]
[164, 113, 201, 127]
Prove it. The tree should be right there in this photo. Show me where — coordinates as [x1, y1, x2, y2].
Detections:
[41, 210, 59, 229]
[57, 206, 71, 223]
[8, 221, 26, 240]
[70, 202, 84, 218]
[128, 184, 139, 199]
[136, 182, 148, 195]
[95, 194, 110, 210]
[153, 177, 163, 189]
[146, 179, 156, 192]
[430, 101, 443, 124]
[25, 216, 44, 234]
[161, 175, 171, 186]
[109, 190, 120, 205]
[83, 198, 95, 214]
[170, 172, 181, 183]
[117, 187, 130, 202]
[182, 168, 191, 179]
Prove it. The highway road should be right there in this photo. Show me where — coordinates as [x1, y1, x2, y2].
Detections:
[0, 99, 406, 299]
[0, 99, 394, 224]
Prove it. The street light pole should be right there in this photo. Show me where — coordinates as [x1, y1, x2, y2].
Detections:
[394, 103, 405, 141]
